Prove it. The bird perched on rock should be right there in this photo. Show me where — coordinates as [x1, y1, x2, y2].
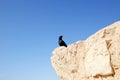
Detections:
[58, 35, 67, 47]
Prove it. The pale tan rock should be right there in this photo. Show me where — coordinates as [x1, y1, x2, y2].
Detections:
[84, 40, 113, 77]
[51, 21, 120, 80]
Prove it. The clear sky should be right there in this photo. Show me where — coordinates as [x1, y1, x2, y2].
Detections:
[0, 0, 120, 80]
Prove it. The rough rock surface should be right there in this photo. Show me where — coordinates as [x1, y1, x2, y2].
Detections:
[51, 21, 120, 80]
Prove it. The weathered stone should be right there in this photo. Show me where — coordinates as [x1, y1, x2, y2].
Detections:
[84, 40, 113, 77]
[51, 21, 120, 80]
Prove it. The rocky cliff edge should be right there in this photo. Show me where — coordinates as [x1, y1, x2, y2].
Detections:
[51, 21, 120, 80]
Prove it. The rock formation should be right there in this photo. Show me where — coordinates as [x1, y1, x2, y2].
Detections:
[51, 21, 120, 80]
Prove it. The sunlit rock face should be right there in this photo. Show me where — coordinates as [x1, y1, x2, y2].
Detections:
[51, 21, 120, 80]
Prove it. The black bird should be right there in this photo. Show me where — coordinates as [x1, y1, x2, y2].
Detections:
[58, 36, 67, 47]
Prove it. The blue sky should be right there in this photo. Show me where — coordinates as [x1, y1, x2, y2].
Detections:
[0, 0, 120, 80]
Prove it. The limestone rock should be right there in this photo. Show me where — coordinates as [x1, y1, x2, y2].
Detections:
[51, 21, 120, 80]
[84, 40, 113, 77]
